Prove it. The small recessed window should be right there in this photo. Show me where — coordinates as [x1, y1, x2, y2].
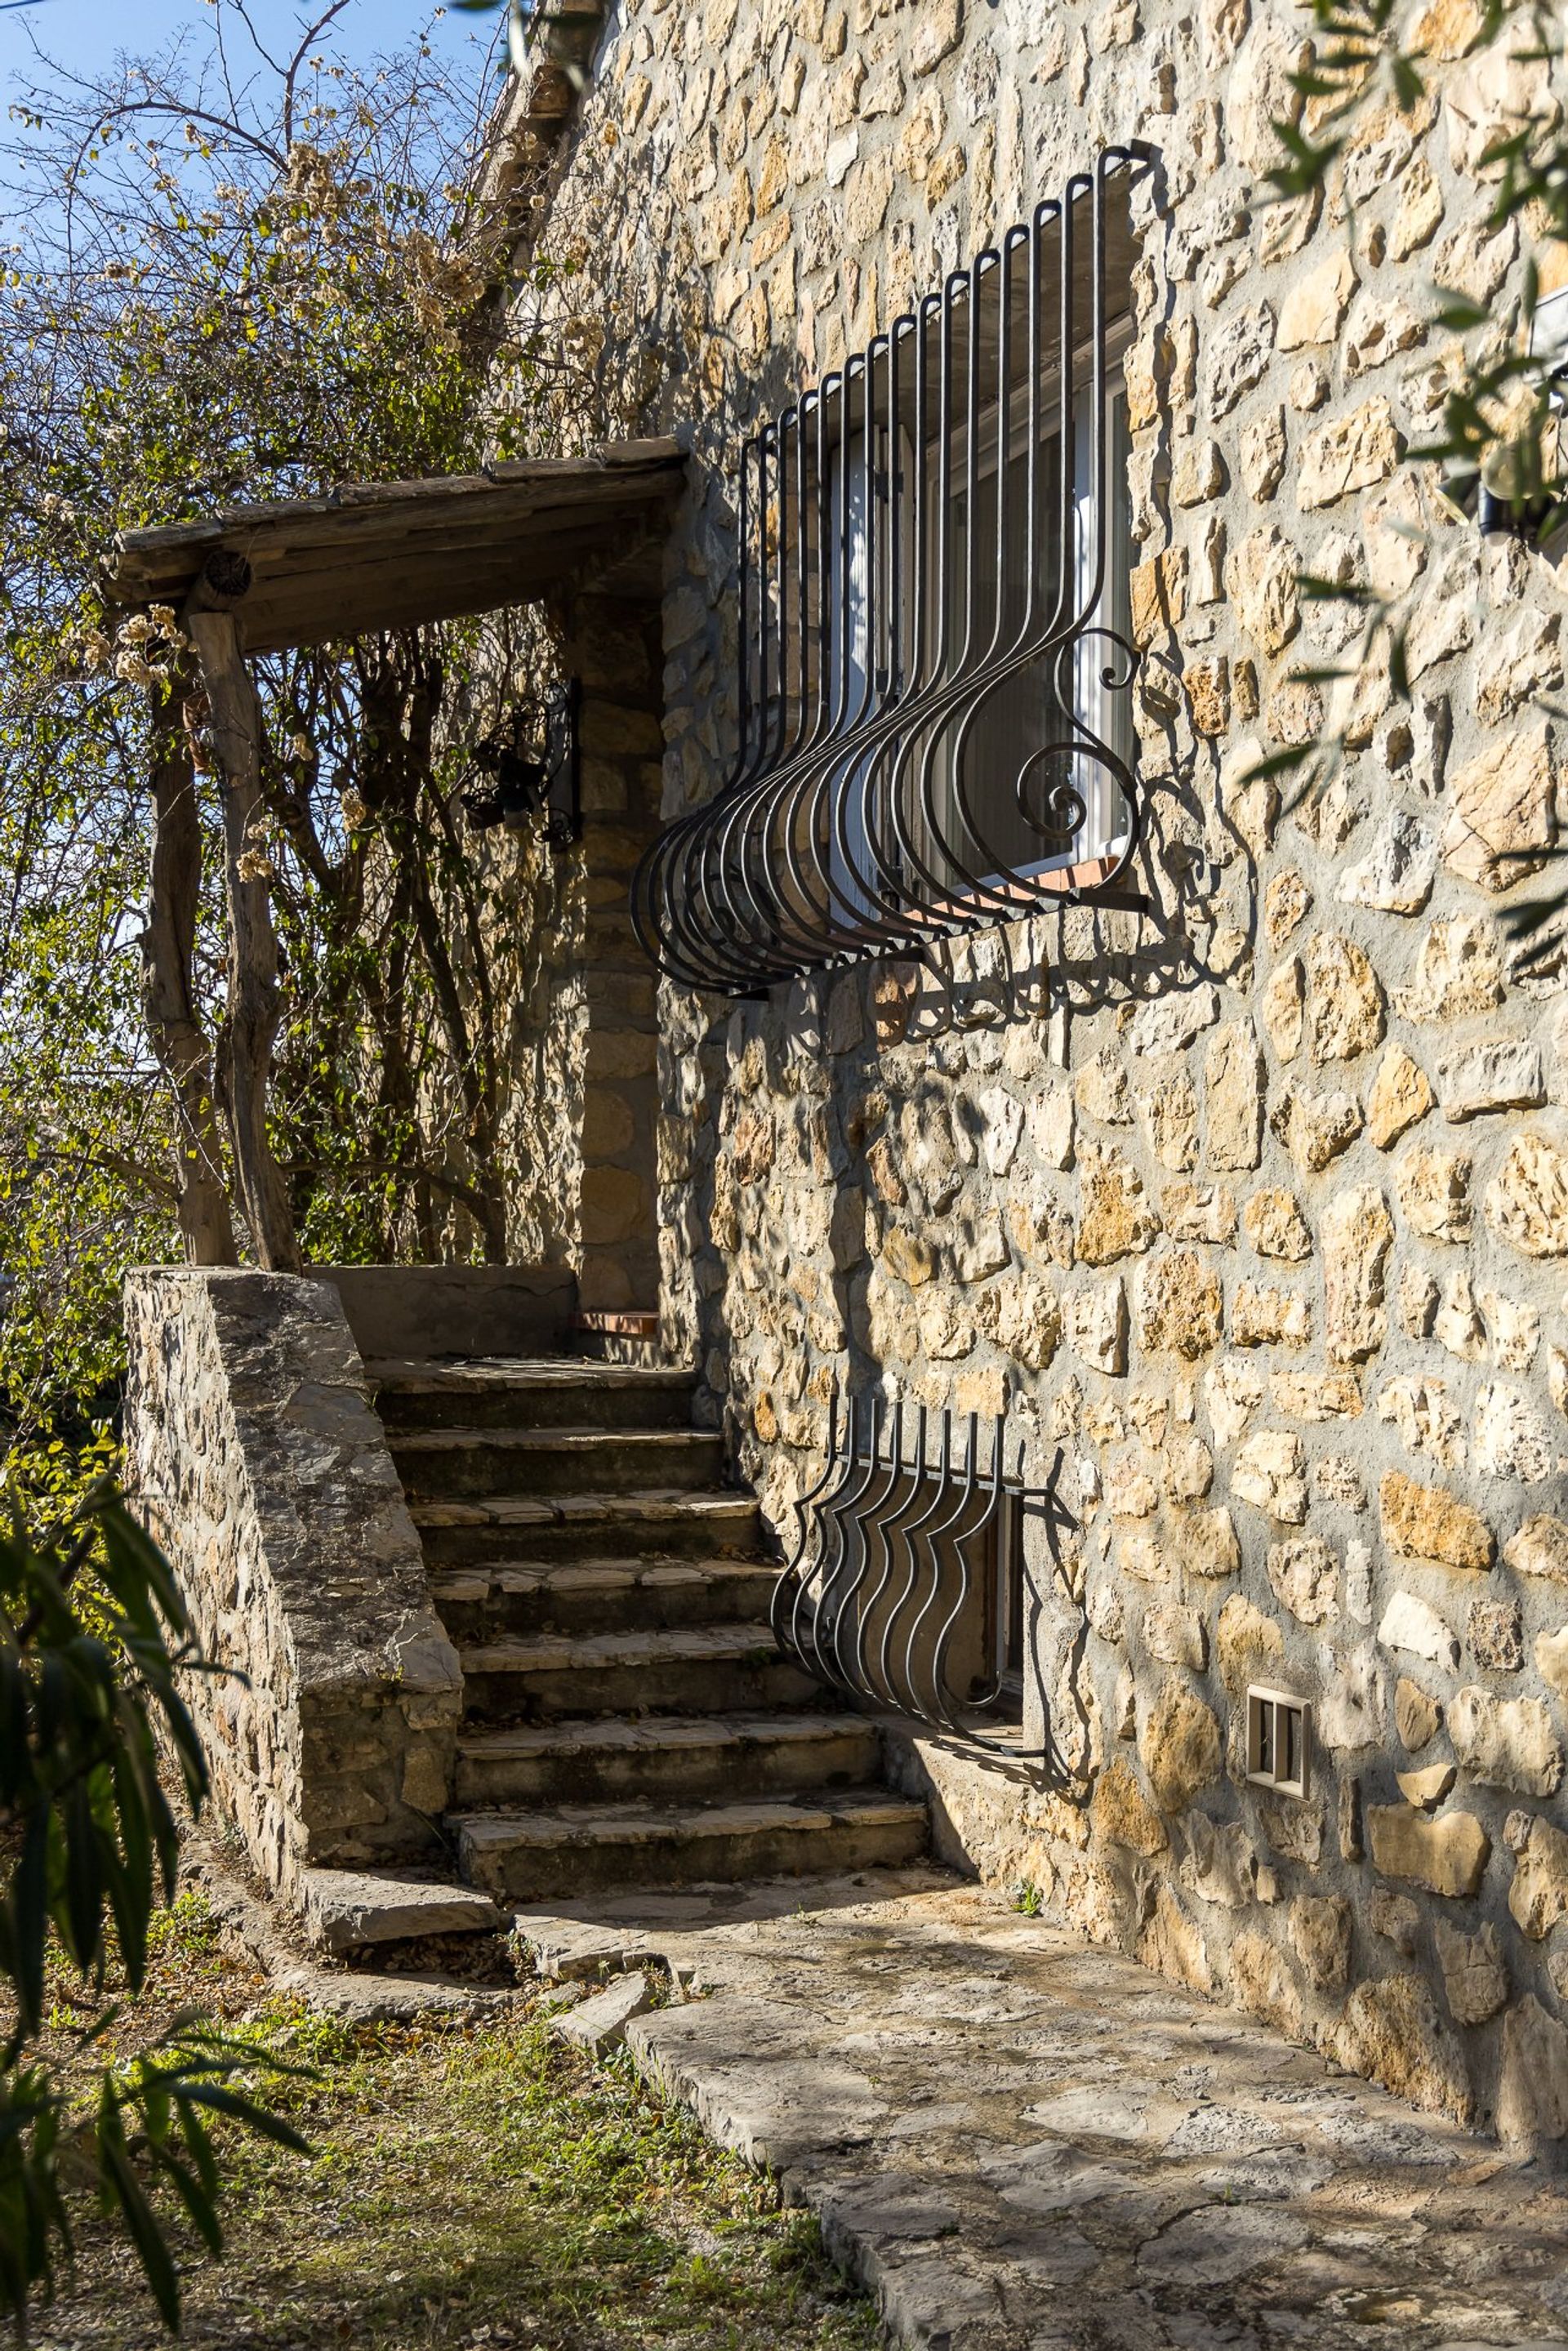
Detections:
[1246, 1686, 1311, 1800]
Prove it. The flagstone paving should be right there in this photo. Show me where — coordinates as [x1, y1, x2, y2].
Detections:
[513, 1871, 1568, 2351]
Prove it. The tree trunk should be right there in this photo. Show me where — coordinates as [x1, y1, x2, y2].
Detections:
[185, 608, 301, 1273]
[140, 667, 237, 1267]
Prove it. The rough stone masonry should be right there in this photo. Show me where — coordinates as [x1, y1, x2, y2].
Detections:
[493, 0, 1568, 2155]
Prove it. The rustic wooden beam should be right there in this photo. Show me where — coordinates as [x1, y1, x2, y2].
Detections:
[183, 560, 301, 1274]
[141, 661, 238, 1267]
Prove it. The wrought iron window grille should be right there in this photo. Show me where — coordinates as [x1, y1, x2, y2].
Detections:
[770, 1386, 1069, 1767]
[633, 147, 1150, 995]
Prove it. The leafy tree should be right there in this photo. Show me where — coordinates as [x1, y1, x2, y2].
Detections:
[0, 2, 584, 1458]
[1256, 0, 1568, 945]
[0, 1481, 307, 2331]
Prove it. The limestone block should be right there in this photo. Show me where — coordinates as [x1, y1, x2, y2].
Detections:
[1433, 1269, 1487, 1363]
[553, 1970, 656, 2057]
[1225, 526, 1299, 654]
[1264, 869, 1312, 951]
[1227, 17, 1311, 174]
[1305, 933, 1384, 1065]
[1298, 397, 1402, 510]
[1483, 1289, 1539, 1371]
[1486, 1132, 1568, 1258]
[1369, 1888, 1422, 1953]
[1400, 914, 1506, 1022]
[1468, 1596, 1524, 1672]
[1261, 958, 1304, 1062]
[1270, 1371, 1362, 1422]
[1506, 1514, 1568, 1584]
[1077, 1145, 1161, 1266]
[1205, 301, 1276, 419]
[1436, 1040, 1544, 1123]
[1270, 1079, 1362, 1172]
[1232, 1279, 1311, 1347]
[1226, 1926, 1304, 2041]
[1396, 1761, 1455, 1809]
[1507, 1810, 1568, 1938]
[1535, 1624, 1568, 1704]
[1376, 1376, 1465, 1471]
[1136, 1247, 1223, 1359]
[1395, 1146, 1472, 1241]
[1276, 248, 1356, 350]
[1171, 439, 1227, 505]
[301, 1870, 501, 1955]
[1137, 1061, 1200, 1173]
[1441, 724, 1557, 893]
[1321, 1183, 1394, 1365]
[1239, 406, 1288, 501]
[1290, 1895, 1352, 1991]
[1144, 1601, 1208, 1670]
[1205, 1022, 1264, 1170]
[1182, 1814, 1272, 1909]
[1140, 1677, 1223, 1813]
[1232, 1429, 1307, 1523]
[1447, 1685, 1563, 1797]
[1342, 285, 1425, 378]
[1390, 152, 1445, 257]
[1472, 1379, 1552, 1481]
[1136, 1882, 1214, 1995]
[1336, 811, 1437, 916]
[1497, 1997, 1568, 2153]
[1378, 1590, 1460, 1670]
[1127, 984, 1220, 1058]
[1432, 1919, 1508, 2027]
[1064, 1276, 1127, 1375]
[1096, 1757, 1168, 1855]
[1475, 608, 1561, 726]
[1365, 1806, 1490, 1899]
[1331, 1973, 1472, 2118]
[1183, 1504, 1242, 1579]
[1267, 1536, 1338, 1625]
[1162, 1181, 1236, 1243]
[1379, 1470, 1494, 1571]
[1395, 1677, 1441, 1752]
[1205, 1359, 1264, 1445]
[1243, 1188, 1312, 1261]
[1027, 1085, 1075, 1170]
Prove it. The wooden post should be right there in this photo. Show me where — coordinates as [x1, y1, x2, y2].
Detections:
[184, 556, 301, 1274]
[140, 662, 237, 1267]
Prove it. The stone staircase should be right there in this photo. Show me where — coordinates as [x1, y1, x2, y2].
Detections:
[367, 1355, 929, 1905]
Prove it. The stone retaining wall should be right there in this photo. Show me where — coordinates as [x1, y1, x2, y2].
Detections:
[124, 1269, 461, 1898]
[514, 0, 1568, 2148]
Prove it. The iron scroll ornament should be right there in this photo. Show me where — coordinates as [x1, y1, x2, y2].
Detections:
[632, 149, 1150, 995]
[769, 1386, 1077, 1770]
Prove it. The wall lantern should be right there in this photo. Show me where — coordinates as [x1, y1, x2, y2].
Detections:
[461, 677, 581, 849]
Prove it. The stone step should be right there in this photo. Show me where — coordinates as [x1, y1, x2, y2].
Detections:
[454, 1709, 875, 1808]
[457, 1622, 821, 1723]
[452, 1788, 929, 1901]
[411, 1487, 764, 1567]
[430, 1556, 780, 1641]
[369, 1356, 697, 1434]
[390, 1425, 728, 1500]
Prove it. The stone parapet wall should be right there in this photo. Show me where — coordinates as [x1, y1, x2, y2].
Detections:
[124, 1269, 461, 1897]
[519, 0, 1568, 2146]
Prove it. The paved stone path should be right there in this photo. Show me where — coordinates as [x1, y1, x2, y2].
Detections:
[514, 1870, 1568, 2351]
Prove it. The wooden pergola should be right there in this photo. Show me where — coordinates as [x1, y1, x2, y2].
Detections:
[101, 439, 685, 1271]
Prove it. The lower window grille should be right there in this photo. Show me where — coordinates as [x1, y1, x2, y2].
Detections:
[634, 147, 1148, 995]
[770, 1391, 1049, 1759]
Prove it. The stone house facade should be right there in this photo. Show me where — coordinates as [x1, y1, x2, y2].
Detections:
[490, 0, 1568, 2144]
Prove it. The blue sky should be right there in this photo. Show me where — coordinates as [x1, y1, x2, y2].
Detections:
[0, 0, 501, 117]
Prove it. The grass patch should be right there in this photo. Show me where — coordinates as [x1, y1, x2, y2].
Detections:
[30, 1895, 879, 2351]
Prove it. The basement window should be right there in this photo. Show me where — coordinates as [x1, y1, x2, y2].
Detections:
[1246, 1687, 1312, 1801]
[633, 149, 1147, 994]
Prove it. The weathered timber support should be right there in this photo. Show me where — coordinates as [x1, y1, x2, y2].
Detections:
[184, 556, 300, 1273]
[141, 665, 237, 1267]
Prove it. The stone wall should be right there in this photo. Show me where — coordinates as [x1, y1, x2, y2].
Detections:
[517, 0, 1568, 2148]
[124, 1269, 462, 1897]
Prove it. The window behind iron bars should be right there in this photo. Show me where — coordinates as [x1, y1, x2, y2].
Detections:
[760, 203, 1135, 943]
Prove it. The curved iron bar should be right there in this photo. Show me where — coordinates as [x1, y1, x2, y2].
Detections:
[771, 1387, 1067, 1768]
[770, 1379, 840, 1654]
[630, 149, 1151, 996]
